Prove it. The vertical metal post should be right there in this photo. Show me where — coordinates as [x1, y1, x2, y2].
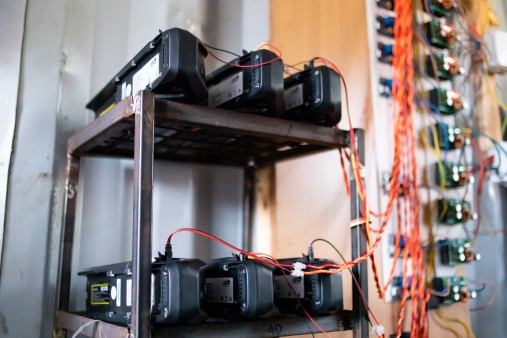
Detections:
[131, 91, 155, 338]
[57, 155, 81, 311]
[242, 165, 256, 252]
[349, 128, 369, 338]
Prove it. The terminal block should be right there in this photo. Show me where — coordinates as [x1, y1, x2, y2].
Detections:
[391, 276, 412, 302]
[389, 234, 408, 256]
[435, 162, 470, 187]
[432, 123, 466, 150]
[438, 239, 480, 265]
[427, 54, 462, 80]
[437, 199, 474, 224]
[432, 276, 477, 305]
[425, 20, 456, 49]
[377, 0, 395, 11]
[376, 15, 395, 37]
[429, 88, 464, 115]
[379, 78, 393, 97]
[377, 43, 394, 64]
[427, 0, 455, 17]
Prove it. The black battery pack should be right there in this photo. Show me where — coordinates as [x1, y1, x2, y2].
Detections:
[200, 256, 279, 318]
[206, 50, 285, 116]
[78, 258, 206, 325]
[281, 65, 341, 126]
[273, 257, 343, 314]
[86, 27, 208, 117]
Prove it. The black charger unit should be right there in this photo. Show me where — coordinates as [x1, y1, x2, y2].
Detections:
[206, 50, 285, 116]
[273, 257, 343, 314]
[281, 65, 341, 126]
[86, 28, 208, 117]
[200, 256, 279, 318]
[78, 258, 206, 325]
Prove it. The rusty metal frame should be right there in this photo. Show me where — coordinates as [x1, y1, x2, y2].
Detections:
[54, 91, 368, 338]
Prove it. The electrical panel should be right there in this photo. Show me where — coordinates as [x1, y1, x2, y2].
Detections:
[426, 54, 462, 80]
[432, 123, 467, 150]
[432, 276, 477, 305]
[437, 199, 474, 224]
[425, 19, 456, 49]
[429, 88, 463, 115]
[435, 162, 470, 188]
[438, 239, 480, 265]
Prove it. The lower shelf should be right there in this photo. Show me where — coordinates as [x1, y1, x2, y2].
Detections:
[55, 310, 354, 337]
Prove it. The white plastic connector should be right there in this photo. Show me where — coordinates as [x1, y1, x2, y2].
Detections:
[371, 324, 385, 336]
[291, 262, 307, 277]
[291, 269, 305, 277]
[293, 262, 306, 270]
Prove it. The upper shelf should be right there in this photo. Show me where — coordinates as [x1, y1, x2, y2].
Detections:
[69, 92, 351, 167]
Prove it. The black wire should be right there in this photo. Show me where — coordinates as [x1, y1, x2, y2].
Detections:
[203, 43, 241, 58]
[279, 270, 316, 338]
[310, 238, 374, 326]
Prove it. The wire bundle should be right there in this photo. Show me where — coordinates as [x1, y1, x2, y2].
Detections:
[389, 1, 429, 337]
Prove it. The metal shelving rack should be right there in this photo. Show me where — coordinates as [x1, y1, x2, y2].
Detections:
[54, 90, 368, 338]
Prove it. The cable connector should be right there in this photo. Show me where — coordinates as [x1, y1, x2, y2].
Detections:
[371, 324, 385, 336]
[165, 244, 173, 261]
[291, 262, 307, 277]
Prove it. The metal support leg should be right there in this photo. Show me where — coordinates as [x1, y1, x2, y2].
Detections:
[131, 91, 155, 338]
[349, 128, 369, 338]
[242, 165, 256, 252]
[57, 155, 81, 311]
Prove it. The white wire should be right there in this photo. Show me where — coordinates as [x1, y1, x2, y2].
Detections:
[71, 319, 99, 338]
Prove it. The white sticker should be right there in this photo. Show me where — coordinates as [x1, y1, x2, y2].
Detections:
[116, 278, 121, 307]
[126, 279, 132, 307]
[132, 54, 161, 95]
[284, 83, 304, 110]
[274, 275, 305, 299]
[151, 273, 155, 308]
[121, 82, 127, 100]
[205, 277, 234, 303]
[121, 83, 133, 100]
[208, 72, 243, 107]
[111, 286, 117, 301]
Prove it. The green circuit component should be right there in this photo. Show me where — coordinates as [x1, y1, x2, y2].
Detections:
[427, 54, 461, 80]
[429, 88, 463, 115]
[431, 123, 466, 150]
[425, 20, 456, 49]
[432, 276, 477, 305]
[435, 162, 470, 188]
[438, 239, 480, 265]
[437, 199, 474, 224]
[429, 0, 454, 17]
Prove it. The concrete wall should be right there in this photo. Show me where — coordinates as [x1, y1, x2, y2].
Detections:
[0, 0, 269, 337]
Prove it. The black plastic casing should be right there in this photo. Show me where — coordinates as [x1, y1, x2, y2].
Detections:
[200, 257, 279, 318]
[78, 258, 206, 325]
[86, 28, 208, 117]
[281, 65, 341, 126]
[206, 50, 285, 116]
[151, 258, 207, 324]
[273, 257, 343, 315]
